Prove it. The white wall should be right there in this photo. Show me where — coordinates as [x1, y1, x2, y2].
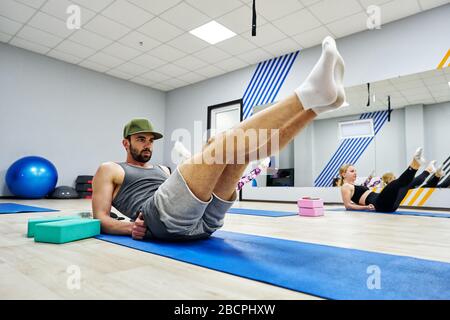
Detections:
[371, 109, 406, 176]
[164, 67, 253, 163]
[294, 123, 314, 187]
[0, 43, 166, 196]
[405, 104, 425, 165]
[424, 101, 450, 164]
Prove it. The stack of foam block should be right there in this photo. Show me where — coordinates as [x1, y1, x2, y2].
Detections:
[298, 197, 324, 217]
[76, 175, 93, 199]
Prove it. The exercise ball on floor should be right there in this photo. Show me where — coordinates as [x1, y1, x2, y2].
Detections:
[5, 156, 58, 199]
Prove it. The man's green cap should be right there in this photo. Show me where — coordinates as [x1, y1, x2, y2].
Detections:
[123, 118, 163, 140]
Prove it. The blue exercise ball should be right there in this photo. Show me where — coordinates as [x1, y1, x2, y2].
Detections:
[6, 156, 58, 199]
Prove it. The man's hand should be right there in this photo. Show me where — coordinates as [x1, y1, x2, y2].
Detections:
[366, 204, 375, 211]
[132, 213, 147, 240]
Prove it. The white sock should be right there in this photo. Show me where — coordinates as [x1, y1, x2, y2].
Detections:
[413, 147, 426, 166]
[436, 164, 445, 177]
[426, 160, 437, 173]
[295, 36, 346, 115]
[173, 141, 192, 160]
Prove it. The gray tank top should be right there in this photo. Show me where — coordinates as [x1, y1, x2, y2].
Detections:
[112, 162, 169, 219]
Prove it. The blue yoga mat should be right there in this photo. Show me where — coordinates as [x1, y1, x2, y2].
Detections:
[0, 203, 59, 214]
[328, 207, 450, 218]
[96, 231, 450, 300]
[227, 207, 296, 217]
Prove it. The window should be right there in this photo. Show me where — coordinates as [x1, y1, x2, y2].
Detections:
[338, 119, 374, 140]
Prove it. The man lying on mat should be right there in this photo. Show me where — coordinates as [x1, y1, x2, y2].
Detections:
[92, 36, 346, 241]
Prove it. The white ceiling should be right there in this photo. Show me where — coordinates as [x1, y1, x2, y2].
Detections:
[319, 66, 450, 119]
[0, 0, 448, 91]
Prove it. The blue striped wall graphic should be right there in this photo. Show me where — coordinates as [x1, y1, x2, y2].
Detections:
[314, 110, 389, 187]
[242, 51, 299, 120]
[315, 111, 389, 187]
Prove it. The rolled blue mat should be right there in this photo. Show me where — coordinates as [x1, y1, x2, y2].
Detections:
[0, 203, 59, 214]
[328, 207, 450, 218]
[96, 230, 450, 300]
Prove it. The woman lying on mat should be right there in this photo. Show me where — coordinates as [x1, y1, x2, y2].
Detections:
[338, 148, 444, 212]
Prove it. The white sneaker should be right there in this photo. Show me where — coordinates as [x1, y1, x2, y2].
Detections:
[436, 164, 445, 177]
[413, 147, 426, 166]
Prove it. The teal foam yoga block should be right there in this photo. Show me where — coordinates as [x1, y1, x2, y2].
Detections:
[34, 219, 101, 244]
[27, 216, 80, 237]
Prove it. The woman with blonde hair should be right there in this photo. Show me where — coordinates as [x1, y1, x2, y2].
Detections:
[339, 148, 441, 212]
[381, 172, 395, 187]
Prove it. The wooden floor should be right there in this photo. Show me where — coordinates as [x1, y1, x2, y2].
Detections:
[1, 199, 450, 300]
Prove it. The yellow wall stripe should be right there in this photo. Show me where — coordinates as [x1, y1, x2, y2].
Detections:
[407, 188, 425, 206]
[437, 49, 450, 69]
[417, 188, 436, 206]
[400, 189, 414, 206]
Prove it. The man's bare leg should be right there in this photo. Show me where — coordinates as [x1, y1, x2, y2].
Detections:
[178, 95, 308, 201]
[212, 108, 317, 201]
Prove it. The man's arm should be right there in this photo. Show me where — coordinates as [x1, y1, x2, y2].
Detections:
[92, 163, 133, 235]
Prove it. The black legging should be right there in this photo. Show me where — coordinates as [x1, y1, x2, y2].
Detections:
[367, 168, 441, 212]
[366, 167, 417, 212]
[393, 171, 441, 208]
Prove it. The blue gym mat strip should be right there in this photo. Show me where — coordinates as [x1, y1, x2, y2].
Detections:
[96, 231, 450, 300]
[227, 207, 296, 217]
[227, 207, 450, 219]
[327, 207, 450, 218]
[0, 203, 59, 214]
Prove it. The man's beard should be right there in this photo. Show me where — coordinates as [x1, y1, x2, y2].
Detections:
[130, 144, 152, 163]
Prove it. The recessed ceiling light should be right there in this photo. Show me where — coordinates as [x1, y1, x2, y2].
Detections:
[189, 20, 236, 45]
[448, 81, 450, 88]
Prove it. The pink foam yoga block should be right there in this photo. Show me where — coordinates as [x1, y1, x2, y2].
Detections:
[297, 197, 324, 208]
[299, 207, 324, 217]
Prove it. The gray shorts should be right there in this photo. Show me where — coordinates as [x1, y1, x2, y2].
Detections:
[140, 167, 236, 241]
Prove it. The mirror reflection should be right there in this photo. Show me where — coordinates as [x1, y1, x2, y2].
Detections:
[250, 67, 450, 189]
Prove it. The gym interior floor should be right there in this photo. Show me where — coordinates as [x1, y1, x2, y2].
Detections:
[1, 198, 449, 300]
